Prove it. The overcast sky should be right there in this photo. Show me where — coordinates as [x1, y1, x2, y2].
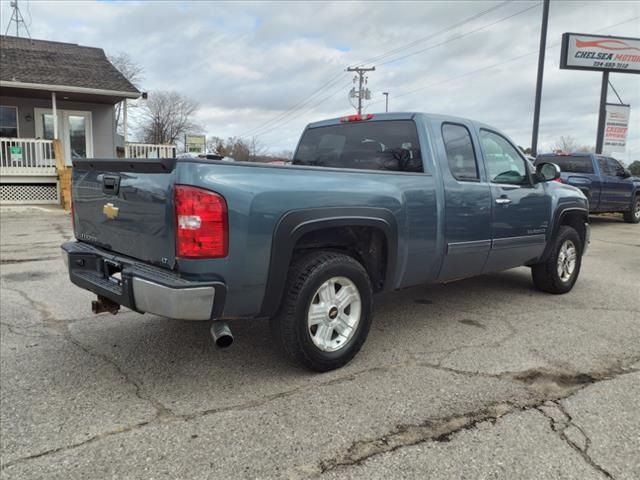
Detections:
[2, 0, 639, 160]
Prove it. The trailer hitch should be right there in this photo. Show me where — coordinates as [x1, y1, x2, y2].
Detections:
[92, 295, 120, 315]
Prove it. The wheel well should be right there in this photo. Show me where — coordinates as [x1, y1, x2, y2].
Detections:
[292, 226, 388, 291]
[559, 211, 587, 249]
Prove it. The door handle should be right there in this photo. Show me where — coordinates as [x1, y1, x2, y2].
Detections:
[495, 196, 512, 205]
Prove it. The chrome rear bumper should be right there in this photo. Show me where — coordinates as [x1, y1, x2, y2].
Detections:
[62, 241, 225, 321]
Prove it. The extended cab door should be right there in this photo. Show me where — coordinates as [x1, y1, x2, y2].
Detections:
[598, 157, 635, 210]
[436, 121, 492, 281]
[477, 129, 551, 273]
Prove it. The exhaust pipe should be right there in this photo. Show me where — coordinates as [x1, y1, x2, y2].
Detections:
[210, 321, 233, 348]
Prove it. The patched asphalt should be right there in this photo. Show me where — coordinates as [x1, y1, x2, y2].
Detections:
[1, 207, 638, 479]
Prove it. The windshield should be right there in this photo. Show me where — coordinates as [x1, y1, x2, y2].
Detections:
[293, 120, 423, 172]
[535, 155, 594, 174]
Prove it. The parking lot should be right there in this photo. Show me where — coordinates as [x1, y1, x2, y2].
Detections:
[0, 207, 638, 479]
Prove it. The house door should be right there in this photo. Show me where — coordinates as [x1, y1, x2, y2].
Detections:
[35, 108, 93, 166]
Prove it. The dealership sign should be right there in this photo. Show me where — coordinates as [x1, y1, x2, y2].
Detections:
[602, 103, 631, 155]
[560, 33, 640, 74]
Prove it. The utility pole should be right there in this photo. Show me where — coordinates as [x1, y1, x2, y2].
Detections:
[530, 0, 550, 156]
[4, 0, 31, 38]
[382, 92, 389, 112]
[347, 66, 375, 114]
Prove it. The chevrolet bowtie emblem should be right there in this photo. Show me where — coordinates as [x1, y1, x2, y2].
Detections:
[103, 203, 119, 220]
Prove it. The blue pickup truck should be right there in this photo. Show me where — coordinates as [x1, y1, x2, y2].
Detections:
[63, 113, 591, 371]
[535, 153, 640, 223]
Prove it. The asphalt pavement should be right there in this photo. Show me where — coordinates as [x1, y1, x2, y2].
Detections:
[0, 207, 638, 479]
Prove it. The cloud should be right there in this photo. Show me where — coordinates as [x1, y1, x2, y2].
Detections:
[2, 0, 639, 160]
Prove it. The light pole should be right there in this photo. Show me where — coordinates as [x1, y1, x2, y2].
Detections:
[382, 92, 389, 112]
[531, 0, 550, 156]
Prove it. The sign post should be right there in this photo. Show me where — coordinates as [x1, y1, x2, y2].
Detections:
[560, 32, 639, 155]
[595, 71, 609, 154]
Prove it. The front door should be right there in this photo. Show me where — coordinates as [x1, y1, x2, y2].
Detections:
[35, 108, 93, 165]
[478, 129, 551, 273]
[597, 157, 635, 210]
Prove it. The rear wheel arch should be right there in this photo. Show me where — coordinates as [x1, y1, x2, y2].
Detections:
[259, 208, 398, 318]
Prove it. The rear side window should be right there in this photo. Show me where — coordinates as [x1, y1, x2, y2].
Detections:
[442, 123, 478, 181]
[294, 120, 423, 172]
[535, 155, 594, 174]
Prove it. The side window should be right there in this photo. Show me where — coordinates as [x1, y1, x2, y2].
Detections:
[479, 130, 528, 185]
[442, 123, 479, 181]
[0, 106, 19, 138]
[607, 158, 624, 176]
[597, 157, 612, 176]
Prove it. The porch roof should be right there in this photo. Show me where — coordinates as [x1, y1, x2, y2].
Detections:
[0, 35, 140, 103]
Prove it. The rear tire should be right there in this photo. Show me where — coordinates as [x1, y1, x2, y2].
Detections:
[270, 251, 373, 372]
[532, 226, 582, 294]
[622, 195, 640, 224]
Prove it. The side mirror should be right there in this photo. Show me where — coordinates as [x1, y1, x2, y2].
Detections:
[535, 162, 561, 182]
[617, 168, 631, 178]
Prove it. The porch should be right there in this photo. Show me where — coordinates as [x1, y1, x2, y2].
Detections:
[0, 137, 176, 205]
[0, 137, 58, 204]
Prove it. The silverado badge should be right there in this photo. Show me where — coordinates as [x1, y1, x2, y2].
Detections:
[103, 203, 119, 220]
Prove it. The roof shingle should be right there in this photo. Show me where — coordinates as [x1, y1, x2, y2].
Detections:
[0, 35, 140, 95]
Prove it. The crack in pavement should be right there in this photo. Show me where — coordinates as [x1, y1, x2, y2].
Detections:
[0, 256, 59, 265]
[3, 284, 639, 476]
[316, 366, 639, 477]
[536, 401, 615, 479]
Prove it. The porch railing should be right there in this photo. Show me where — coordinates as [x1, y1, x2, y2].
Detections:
[125, 143, 176, 159]
[0, 138, 57, 175]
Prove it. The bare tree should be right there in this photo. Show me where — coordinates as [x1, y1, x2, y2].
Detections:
[138, 91, 201, 145]
[552, 135, 594, 153]
[553, 135, 578, 152]
[108, 52, 144, 134]
[277, 150, 294, 160]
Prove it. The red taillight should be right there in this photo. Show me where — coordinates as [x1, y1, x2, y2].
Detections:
[340, 113, 374, 122]
[174, 185, 228, 258]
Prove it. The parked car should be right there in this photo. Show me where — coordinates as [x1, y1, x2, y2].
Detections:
[62, 113, 590, 371]
[535, 153, 640, 223]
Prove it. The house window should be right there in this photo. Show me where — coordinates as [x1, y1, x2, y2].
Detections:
[0, 106, 19, 138]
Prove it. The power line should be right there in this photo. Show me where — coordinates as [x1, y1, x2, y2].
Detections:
[238, 71, 348, 138]
[253, 80, 353, 140]
[238, 1, 513, 139]
[377, 2, 542, 67]
[353, 0, 511, 66]
[367, 15, 640, 107]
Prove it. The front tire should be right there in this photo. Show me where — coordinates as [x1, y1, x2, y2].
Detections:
[270, 251, 373, 372]
[622, 195, 640, 224]
[531, 226, 582, 294]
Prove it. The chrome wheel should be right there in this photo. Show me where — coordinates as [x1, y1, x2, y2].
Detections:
[307, 276, 361, 352]
[634, 199, 640, 220]
[557, 239, 577, 282]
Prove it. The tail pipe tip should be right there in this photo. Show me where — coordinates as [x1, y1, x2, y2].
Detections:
[210, 321, 233, 349]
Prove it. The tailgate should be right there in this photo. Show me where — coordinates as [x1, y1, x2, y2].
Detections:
[72, 158, 177, 268]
